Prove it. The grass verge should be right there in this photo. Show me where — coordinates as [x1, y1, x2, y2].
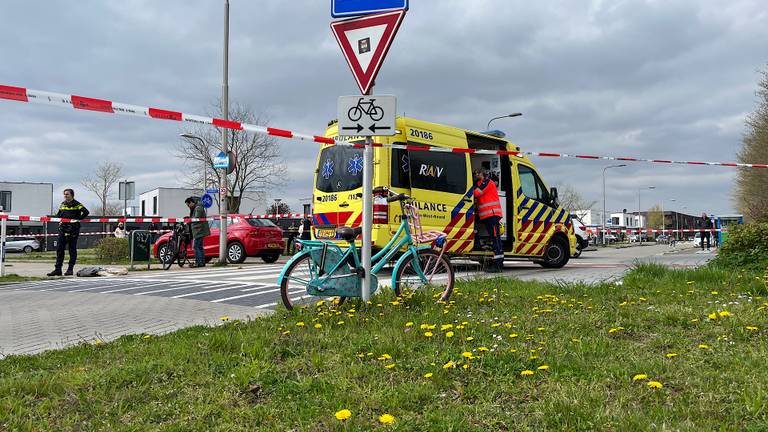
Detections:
[1, 264, 767, 431]
[0, 274, 47, 284]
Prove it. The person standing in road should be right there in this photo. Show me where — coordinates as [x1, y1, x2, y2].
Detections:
[47, 188, 89, 276]
[473, 169, 505, 272]
[185, 197, 211, 267]
[299, 215, 312, 241]
[698, 212, 712, 252]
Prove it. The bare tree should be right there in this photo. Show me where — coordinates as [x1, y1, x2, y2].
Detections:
[81, 161, 123, 216]
[556, 184, 598, 213]
[104, 202, 125, 217]
[176, 102, 286, 214]
[736, 66, 768, 223]
[267, 202, 292, 215]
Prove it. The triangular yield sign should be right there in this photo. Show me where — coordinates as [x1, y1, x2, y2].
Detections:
[331, 9, 406, 95]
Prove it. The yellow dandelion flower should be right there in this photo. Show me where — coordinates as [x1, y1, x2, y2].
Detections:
[478, 347, 489, 352]
[335, 409, 352, 421]
[384, 363, 396, 369]
[367, 352, 374, 356]
[537, 327, 545, 331]
[708, 312, 718, 320]
[315, 300, 325, 307]
[719, 311, 731, 317]
[520, 370, 534, 376]
[509, 333, 519, 338]
[647, 381, 663, 389]
[691, 318, 700, 323]
[632, 374, 648, 381]
[462, 364, 470, 369]
[746, 326, 759, 331]
[698, 344, 710, 349]
[314, 323, 323, 329]
[441, 324, 454, 331]
[711, 291, 718, 295]
[665, 353, 678, 358]
[219, 315, 230, 321]
[379, 413, 395, 424]
[142, 335, 151, 339]
[537, 365, 550, 371]
[93, 339, 104, 346]
[424, 332, 433, 337]
[443, 361, 456, 369]
[465, 336, 474, 341]
[608, 328, 619, 333]
[336, 321, 345, 325]
[686, 281, 695, 284]
[445, 331, 454, 338]
[296, 322, 305, 327]
[462, 351, 474, 359]
[491, 323, 501, 328]
[405, 322, 414, 327]
[282, 330, 291, 335]
[510, 348, 517, 353]
[424, 372, 433, 378]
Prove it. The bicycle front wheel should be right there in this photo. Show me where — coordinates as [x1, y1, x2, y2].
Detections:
[280, 254, 346, 311]
[394, 250, 454, 302]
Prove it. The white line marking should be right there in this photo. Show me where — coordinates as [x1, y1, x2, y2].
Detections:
[170, 284, 249, 299]
[210, 286, 280, 302]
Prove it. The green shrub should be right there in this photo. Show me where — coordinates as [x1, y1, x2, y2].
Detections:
[710, 222, 768, 271]
[94, 237, 129, 262]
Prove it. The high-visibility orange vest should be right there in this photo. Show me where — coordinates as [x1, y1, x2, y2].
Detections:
[474, 178, 503, 220]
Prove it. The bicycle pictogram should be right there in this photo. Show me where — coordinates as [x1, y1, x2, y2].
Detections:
[347, 97, 384, 122]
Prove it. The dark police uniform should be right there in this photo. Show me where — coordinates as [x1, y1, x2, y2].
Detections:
[54, 199, 89, 273]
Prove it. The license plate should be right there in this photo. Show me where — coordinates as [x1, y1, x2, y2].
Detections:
[316, 228, 337, 239]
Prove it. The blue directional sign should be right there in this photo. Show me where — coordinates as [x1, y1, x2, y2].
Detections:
[206, 188, 220, 194]
[201, 193, 214, 209]
[213, 151, 229, 169]
[332, 0, 408, 18]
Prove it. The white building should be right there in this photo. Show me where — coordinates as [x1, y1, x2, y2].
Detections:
[610, 212, 646, 228]
[572, 209, 601, 226]
[0, 181, 54, 234]
[138, 187, 267, 218]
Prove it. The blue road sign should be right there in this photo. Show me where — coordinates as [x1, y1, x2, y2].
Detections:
[201, 193, 214, 209]
[213, 151, 229, 169]
[331, 0, 408, 18]
[206, 188, 220, 194]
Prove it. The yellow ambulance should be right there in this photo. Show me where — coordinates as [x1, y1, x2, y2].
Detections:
[311, 117, 577, 268]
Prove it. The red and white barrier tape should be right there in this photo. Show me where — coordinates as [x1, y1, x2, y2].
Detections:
[584, 228, 726, 234]
[0, 213, 309, 224]
[5, 230, 172, 238]
[1, 84, 766, 169]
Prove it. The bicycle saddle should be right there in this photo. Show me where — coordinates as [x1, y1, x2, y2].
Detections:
[336, 226, 363, 242]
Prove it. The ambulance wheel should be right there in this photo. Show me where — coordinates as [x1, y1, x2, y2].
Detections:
[539, 237, 569, 268]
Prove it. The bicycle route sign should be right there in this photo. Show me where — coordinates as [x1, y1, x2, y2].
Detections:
[201, 193, 214, 209]
[338, 95, 396, 136]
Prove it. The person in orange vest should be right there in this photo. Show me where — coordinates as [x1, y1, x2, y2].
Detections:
[473, 169, 504, 272]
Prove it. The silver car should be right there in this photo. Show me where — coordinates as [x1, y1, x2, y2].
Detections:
[5, 238, 40, 253]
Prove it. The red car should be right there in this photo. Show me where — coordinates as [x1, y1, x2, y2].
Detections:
[154, 215, 285, 264]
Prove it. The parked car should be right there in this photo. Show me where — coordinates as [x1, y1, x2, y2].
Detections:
[655, 234, 670, 244]
[569, 215, 590, 258]
[153, 215, 285, 264]
[628, 233, 650, 242]
[5, 237, 40, 253]
[604, 234, 619, 243]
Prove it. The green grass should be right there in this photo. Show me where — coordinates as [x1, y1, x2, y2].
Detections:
[0, 274, 47, 284]
[1, 264, 768, 431]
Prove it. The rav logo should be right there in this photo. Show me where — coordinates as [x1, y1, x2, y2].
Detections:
[418, 164, 444, 178]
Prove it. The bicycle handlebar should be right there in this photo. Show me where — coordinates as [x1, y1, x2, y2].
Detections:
[373, 186, 410, 202]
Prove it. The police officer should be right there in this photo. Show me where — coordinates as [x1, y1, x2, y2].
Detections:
[473, 169, 504, 272]
[48, 188, 89, 276]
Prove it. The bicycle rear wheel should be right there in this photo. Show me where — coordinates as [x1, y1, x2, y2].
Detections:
[177, 238, 189, 268]
[280, 254, 346, 311]
[394, 250, 454, 302]
[162, 237, 178, 270]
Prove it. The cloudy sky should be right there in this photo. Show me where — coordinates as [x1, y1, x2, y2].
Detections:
[1, 0, 766, 218]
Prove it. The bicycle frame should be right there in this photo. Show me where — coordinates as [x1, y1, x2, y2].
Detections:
[278, 201, 431, 296]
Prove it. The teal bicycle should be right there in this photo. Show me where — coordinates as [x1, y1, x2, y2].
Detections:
[278, 187, 454, 310]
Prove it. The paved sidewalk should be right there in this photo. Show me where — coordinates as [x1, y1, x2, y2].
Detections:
[0, 289, 269, 358]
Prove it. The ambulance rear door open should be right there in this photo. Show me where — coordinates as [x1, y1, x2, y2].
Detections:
[466, 133, 515, 253]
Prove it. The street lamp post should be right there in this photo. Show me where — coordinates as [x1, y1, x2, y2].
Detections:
[602, 164, 626, 245]
[638, 186, 655, 245]
[218, 0, 230, 265]
[486, 113, 522, 130]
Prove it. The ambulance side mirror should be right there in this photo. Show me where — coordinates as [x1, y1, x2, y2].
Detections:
[550, 187, 559, 207]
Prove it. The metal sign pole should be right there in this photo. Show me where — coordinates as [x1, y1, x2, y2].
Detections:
[361, 136, 373, 303]
[0, 216, 7, 277]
